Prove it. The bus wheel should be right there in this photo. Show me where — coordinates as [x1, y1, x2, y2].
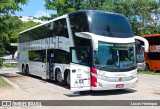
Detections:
[22, 65, 25, 74]
[66, 72, 70, 87]
[56, 70, 65, 86]
[145, 63, 150, 71]
[25, 65, 29, 75]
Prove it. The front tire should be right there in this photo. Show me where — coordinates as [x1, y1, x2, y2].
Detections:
[56, 70, 65, 86]
[66, 72, 70, 87]
[145, 63, 150, 71]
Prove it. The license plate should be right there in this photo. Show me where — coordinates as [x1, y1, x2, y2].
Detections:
[116, 84, 124, 88]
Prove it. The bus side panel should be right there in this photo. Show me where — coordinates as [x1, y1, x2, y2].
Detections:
[70, 63, 91, 91]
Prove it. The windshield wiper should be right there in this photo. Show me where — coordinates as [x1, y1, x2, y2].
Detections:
[95, 65, 107, 70]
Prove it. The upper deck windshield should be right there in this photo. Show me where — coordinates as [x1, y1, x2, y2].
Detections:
[88, 11, 133, 38]
[94, 41, 136, 71]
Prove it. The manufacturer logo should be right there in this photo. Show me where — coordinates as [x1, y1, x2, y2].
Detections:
[114, 73, 126, 76]
[119, 78, 122, 81]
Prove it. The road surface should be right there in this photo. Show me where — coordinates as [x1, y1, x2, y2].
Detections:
[0, 68, 160, 109]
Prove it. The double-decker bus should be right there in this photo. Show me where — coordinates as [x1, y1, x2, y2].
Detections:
[142, 34, 160, 71]
[135, 36, 149, 70]
[18, 10, 138, 91]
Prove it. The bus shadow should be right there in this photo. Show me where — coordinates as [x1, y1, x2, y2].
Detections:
[16, 72, 137, 97]
[0, 72, 23, 78]
[16, 72, 70, 89]
[64, 89, 137, 97]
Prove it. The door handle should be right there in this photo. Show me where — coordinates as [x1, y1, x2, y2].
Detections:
[42, 65, 43, 67]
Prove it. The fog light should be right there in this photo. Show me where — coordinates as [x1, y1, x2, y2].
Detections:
[96, 82, 103, 87]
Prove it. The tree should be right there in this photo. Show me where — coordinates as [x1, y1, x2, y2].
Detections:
[45, 0, 83, 16]
[5, 17, 40, 55]
[0, 0, 28, 68]
[38, 14, 58, 21]
[0, 0, 28, 33]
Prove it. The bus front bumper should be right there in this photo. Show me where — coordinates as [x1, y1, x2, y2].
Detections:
[91, 77, 138, 91]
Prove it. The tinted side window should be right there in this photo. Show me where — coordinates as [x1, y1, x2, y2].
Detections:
[88, 12, 132, 38]
[147, 52, 160, 60]
[30, 25, 53, 41]
[19, 18, 69, 43]
[29, 50, 46, 62]
[54, 49, 69, 64]
[53, 19, 69, 38]
[19, 24, 53, 43]
[69, 12, 90, 46]
[71, 47, 89, 66]
[69, 13, 89, 33]
[145, 37, 160, 45]
[19, 33, 30, 43]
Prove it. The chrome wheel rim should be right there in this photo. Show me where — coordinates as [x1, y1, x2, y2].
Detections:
[57, 71, 62, 82]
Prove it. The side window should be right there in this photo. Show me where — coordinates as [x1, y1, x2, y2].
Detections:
[29, 50, 46, 62]
[52, 19, 69, 38]
[71, 47, 90, 66]
[69, 13, 90, 47]
[19, 32, 30, 43]
[54, 49, 69, 64]
[146, 37, 160, 45]
[69, 13, 89, 33]
[147, 53, 160, 60]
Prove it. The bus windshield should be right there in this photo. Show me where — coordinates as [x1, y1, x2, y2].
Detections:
[135, 41, 145, 63]
[94, 42, 136, 71]
[88, 12, 132, 38]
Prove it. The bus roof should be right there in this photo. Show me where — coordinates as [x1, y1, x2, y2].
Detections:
[69, 10, 123, 16]
[142, 34, 160, 38]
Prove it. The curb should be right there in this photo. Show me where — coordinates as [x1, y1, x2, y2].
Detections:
[2, 76, 25, 94]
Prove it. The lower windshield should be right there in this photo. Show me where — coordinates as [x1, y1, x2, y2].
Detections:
[94, 41, 136, 71]
[136, 43, 145, 63]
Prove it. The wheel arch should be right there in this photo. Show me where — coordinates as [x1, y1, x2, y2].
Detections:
[145, 61, 150, 70]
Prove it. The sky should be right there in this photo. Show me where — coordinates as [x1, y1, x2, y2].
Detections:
[15, 0, 57, 18]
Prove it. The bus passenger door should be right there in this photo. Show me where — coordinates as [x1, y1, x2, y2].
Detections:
[70, 47, 91, 91]
[47, 49, 54, 79]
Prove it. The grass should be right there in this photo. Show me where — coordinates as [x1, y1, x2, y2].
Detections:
[3, 63, 17, 68]
[138, 70, 160, 75]
[0, 76, 10, 87]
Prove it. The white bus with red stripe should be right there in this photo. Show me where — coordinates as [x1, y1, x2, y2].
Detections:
[70, 32, 137, 91]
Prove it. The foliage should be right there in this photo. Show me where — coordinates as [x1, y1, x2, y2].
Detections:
[0, 0, 28, 34]
[0, 58, 4, 69]
[139, 70, 160, 75]
[4, 17, 40, 55]
[45, 0, 82, 16]
[3, 63, 17, 68]
[0, 76, 10, 87]
[110, 0, 160, 35]
[45, 0, 160, 35]
[38, 14, 58, 21]
[0, 0, 28, 68]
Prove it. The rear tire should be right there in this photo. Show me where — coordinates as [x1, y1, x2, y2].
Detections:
[22, 65, 25, 74]
[25, 65, 29, 75]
